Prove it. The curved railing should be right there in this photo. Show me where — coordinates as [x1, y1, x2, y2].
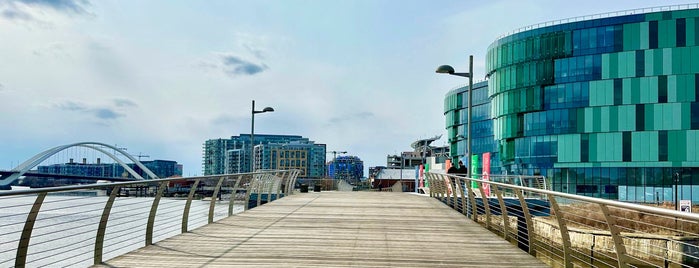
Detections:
[0, 170, 300, 267]
[427, 172, 699, 268]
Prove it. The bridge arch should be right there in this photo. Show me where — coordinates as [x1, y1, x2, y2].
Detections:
[0, 142, 160, 187]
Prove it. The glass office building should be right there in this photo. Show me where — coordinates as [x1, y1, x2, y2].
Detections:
[449, 7, 699, 203]
[444, 81, 502, 175]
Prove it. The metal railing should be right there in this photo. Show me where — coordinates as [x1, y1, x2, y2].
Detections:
[427, 172, 699, 268]
[0, 170, 300, 267]
[493, 4, 699, 42]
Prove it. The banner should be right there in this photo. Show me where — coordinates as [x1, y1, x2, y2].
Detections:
[419, 165, 425, 188]
[470, 155, 479, 189]
[483, 152, 491, 197]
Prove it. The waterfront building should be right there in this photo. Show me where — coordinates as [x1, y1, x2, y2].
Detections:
[203, 134, 326, 179]
[256, 141, 327, 179]
[447, 6, 699, 203]
[31, 158, 183, 187]
[327, 155, 364, 183]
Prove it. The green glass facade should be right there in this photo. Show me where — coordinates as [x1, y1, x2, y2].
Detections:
[450, 8, 699, 203]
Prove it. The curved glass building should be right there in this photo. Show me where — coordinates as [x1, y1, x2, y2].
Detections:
[448, 6, 699, 202]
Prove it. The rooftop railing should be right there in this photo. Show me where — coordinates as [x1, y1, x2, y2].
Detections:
[0, 170, 300, 267]
[494, 4, 699, 42]
[427, 172, 699, 268]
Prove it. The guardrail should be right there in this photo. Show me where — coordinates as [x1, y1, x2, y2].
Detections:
[427, 172, 699, 268]
[0, 170, 300, 267]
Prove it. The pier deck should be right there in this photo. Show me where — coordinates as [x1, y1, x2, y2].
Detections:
[96, 192, 546, 267]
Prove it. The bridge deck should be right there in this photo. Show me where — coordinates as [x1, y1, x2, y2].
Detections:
[96, 192, 546, 267]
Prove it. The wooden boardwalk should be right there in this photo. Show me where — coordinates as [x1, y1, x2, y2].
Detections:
[96, 192, 546, 267]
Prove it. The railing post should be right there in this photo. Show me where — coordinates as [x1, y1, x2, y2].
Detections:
[478, 180, 492, 230]
[228, 176, 242, 216]
[465, 177, 478, 222]
[491, 185, 510, 241]
[15, 192, 46, 268]
[427, 174, 434, 197]
[256, 173, 264, 208]
[266, 173, 274, 204]
[515, 188, 536, 256]
[244, 173, 252, 211]
[209, 176, 226, 224]
[599, 203, 629, 267]
[182, 179, 201, 233]
[547, 194, 572, 268]
[146, 181, 168, 246]
[453, 176, 466, 214]
[454, 177, 458, 211]
[94, 185, 121, 265]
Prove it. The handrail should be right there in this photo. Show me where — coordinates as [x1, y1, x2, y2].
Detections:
[428, 172, 699, 268]
[0, 170, 301, 267]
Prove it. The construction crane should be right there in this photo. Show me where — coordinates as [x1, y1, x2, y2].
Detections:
[328, 151, 347, 161]
[327, 151, 347, 180]
[135, 153, 150, 161]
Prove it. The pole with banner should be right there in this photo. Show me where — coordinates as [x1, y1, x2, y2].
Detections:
[483, 152, 491, 197]
[470, 155, 479, 189]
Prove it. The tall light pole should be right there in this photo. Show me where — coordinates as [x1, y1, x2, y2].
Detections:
[436, 55, 474, 175]
[251, 100, 274, 173]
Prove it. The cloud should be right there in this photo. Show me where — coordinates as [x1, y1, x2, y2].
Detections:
[113, 98, 137, 108]
[16, 0, 90, 14]
[55, 101, 88, 111]
[54, 100, 126, 121]
[1, 0, 91, 23]
[0, 83, 4, 91]
[221, 55, 268, 76]
[328, 112, 375, 124]
[94, 108, 123, 119]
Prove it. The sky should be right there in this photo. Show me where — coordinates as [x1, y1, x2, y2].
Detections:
[1, 0, 697, 176]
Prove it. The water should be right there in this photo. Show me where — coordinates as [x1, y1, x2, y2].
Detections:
[0, 195, 244, 267]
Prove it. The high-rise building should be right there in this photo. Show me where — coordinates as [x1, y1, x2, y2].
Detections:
[327, 155, 364, 183]
[446, 5, 699, 203]
[203, 134, 326, 179]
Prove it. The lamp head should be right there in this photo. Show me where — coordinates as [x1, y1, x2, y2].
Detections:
[262, 107, 274, 113]
[435, 65, 455, 74]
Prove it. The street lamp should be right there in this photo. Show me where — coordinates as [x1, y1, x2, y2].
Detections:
[436, 55, 473, 175]
[251, 100, 274, 172]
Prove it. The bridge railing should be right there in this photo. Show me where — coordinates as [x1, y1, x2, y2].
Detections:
[427, 172, 699, 268]
[0, 170, 300, 268]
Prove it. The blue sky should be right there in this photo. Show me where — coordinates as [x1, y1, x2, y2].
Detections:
[0, 0, 697, 175]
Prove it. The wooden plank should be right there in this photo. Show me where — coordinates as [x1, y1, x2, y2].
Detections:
[95, 192, 546, 267]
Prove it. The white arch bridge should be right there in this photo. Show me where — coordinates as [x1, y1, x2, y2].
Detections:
[0, 142, 160, 188]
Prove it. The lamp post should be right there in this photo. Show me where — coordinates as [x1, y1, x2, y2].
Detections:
[437, 55, 474, 175]
[251, 100, 274, 173]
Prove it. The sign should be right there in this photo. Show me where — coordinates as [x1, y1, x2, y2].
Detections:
[419, 165, 425, 188]
[483, 153, 491, 197]
[680, 200, 692, 213]
[470, 155, 479, 189]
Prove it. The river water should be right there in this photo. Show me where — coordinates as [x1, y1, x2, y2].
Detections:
[0, 194, 244, 267]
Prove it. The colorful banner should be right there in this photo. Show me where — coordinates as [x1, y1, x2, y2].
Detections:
[483, 152, 491, 197]
[470, 155, 479, 189]
[415, 166, 420, 192]
[419, 164, 425, 188]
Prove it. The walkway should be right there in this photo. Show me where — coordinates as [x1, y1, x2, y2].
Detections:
[95, 192, 546, 267]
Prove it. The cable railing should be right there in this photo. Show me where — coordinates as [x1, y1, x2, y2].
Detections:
[0, 169, 300, 267]
[427, 172, 699, 268]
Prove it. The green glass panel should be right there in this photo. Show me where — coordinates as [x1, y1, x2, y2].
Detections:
[682, 102, 691, 129]
[609, 106, 618, 132]
[600, 106, 610, 132]
[688, 18, 696, 46]
[623, 79, 632, 104]
[663, 48, 673, 75]
[672, 103, 682, 130]
[639, 77, 649, 104]
[645, 105, 654, 130]
[584, 108, 593, 133]
[649, 131, 659, 162]
[688, 130, 699, 161]
[650, 76, 659, 103]
[668, 75, 678, 102]
[593, 107, 601, 132]
[681, 47, 691, 74]
[602, 53, 610, 79]
[640, 21, 650, 49]
[610, 53, 619, 79]
[645, 49, 654, 76]
[691, 46, 699, 73]
[654, 49, 663, 75]
[589, 134, 597, 162]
